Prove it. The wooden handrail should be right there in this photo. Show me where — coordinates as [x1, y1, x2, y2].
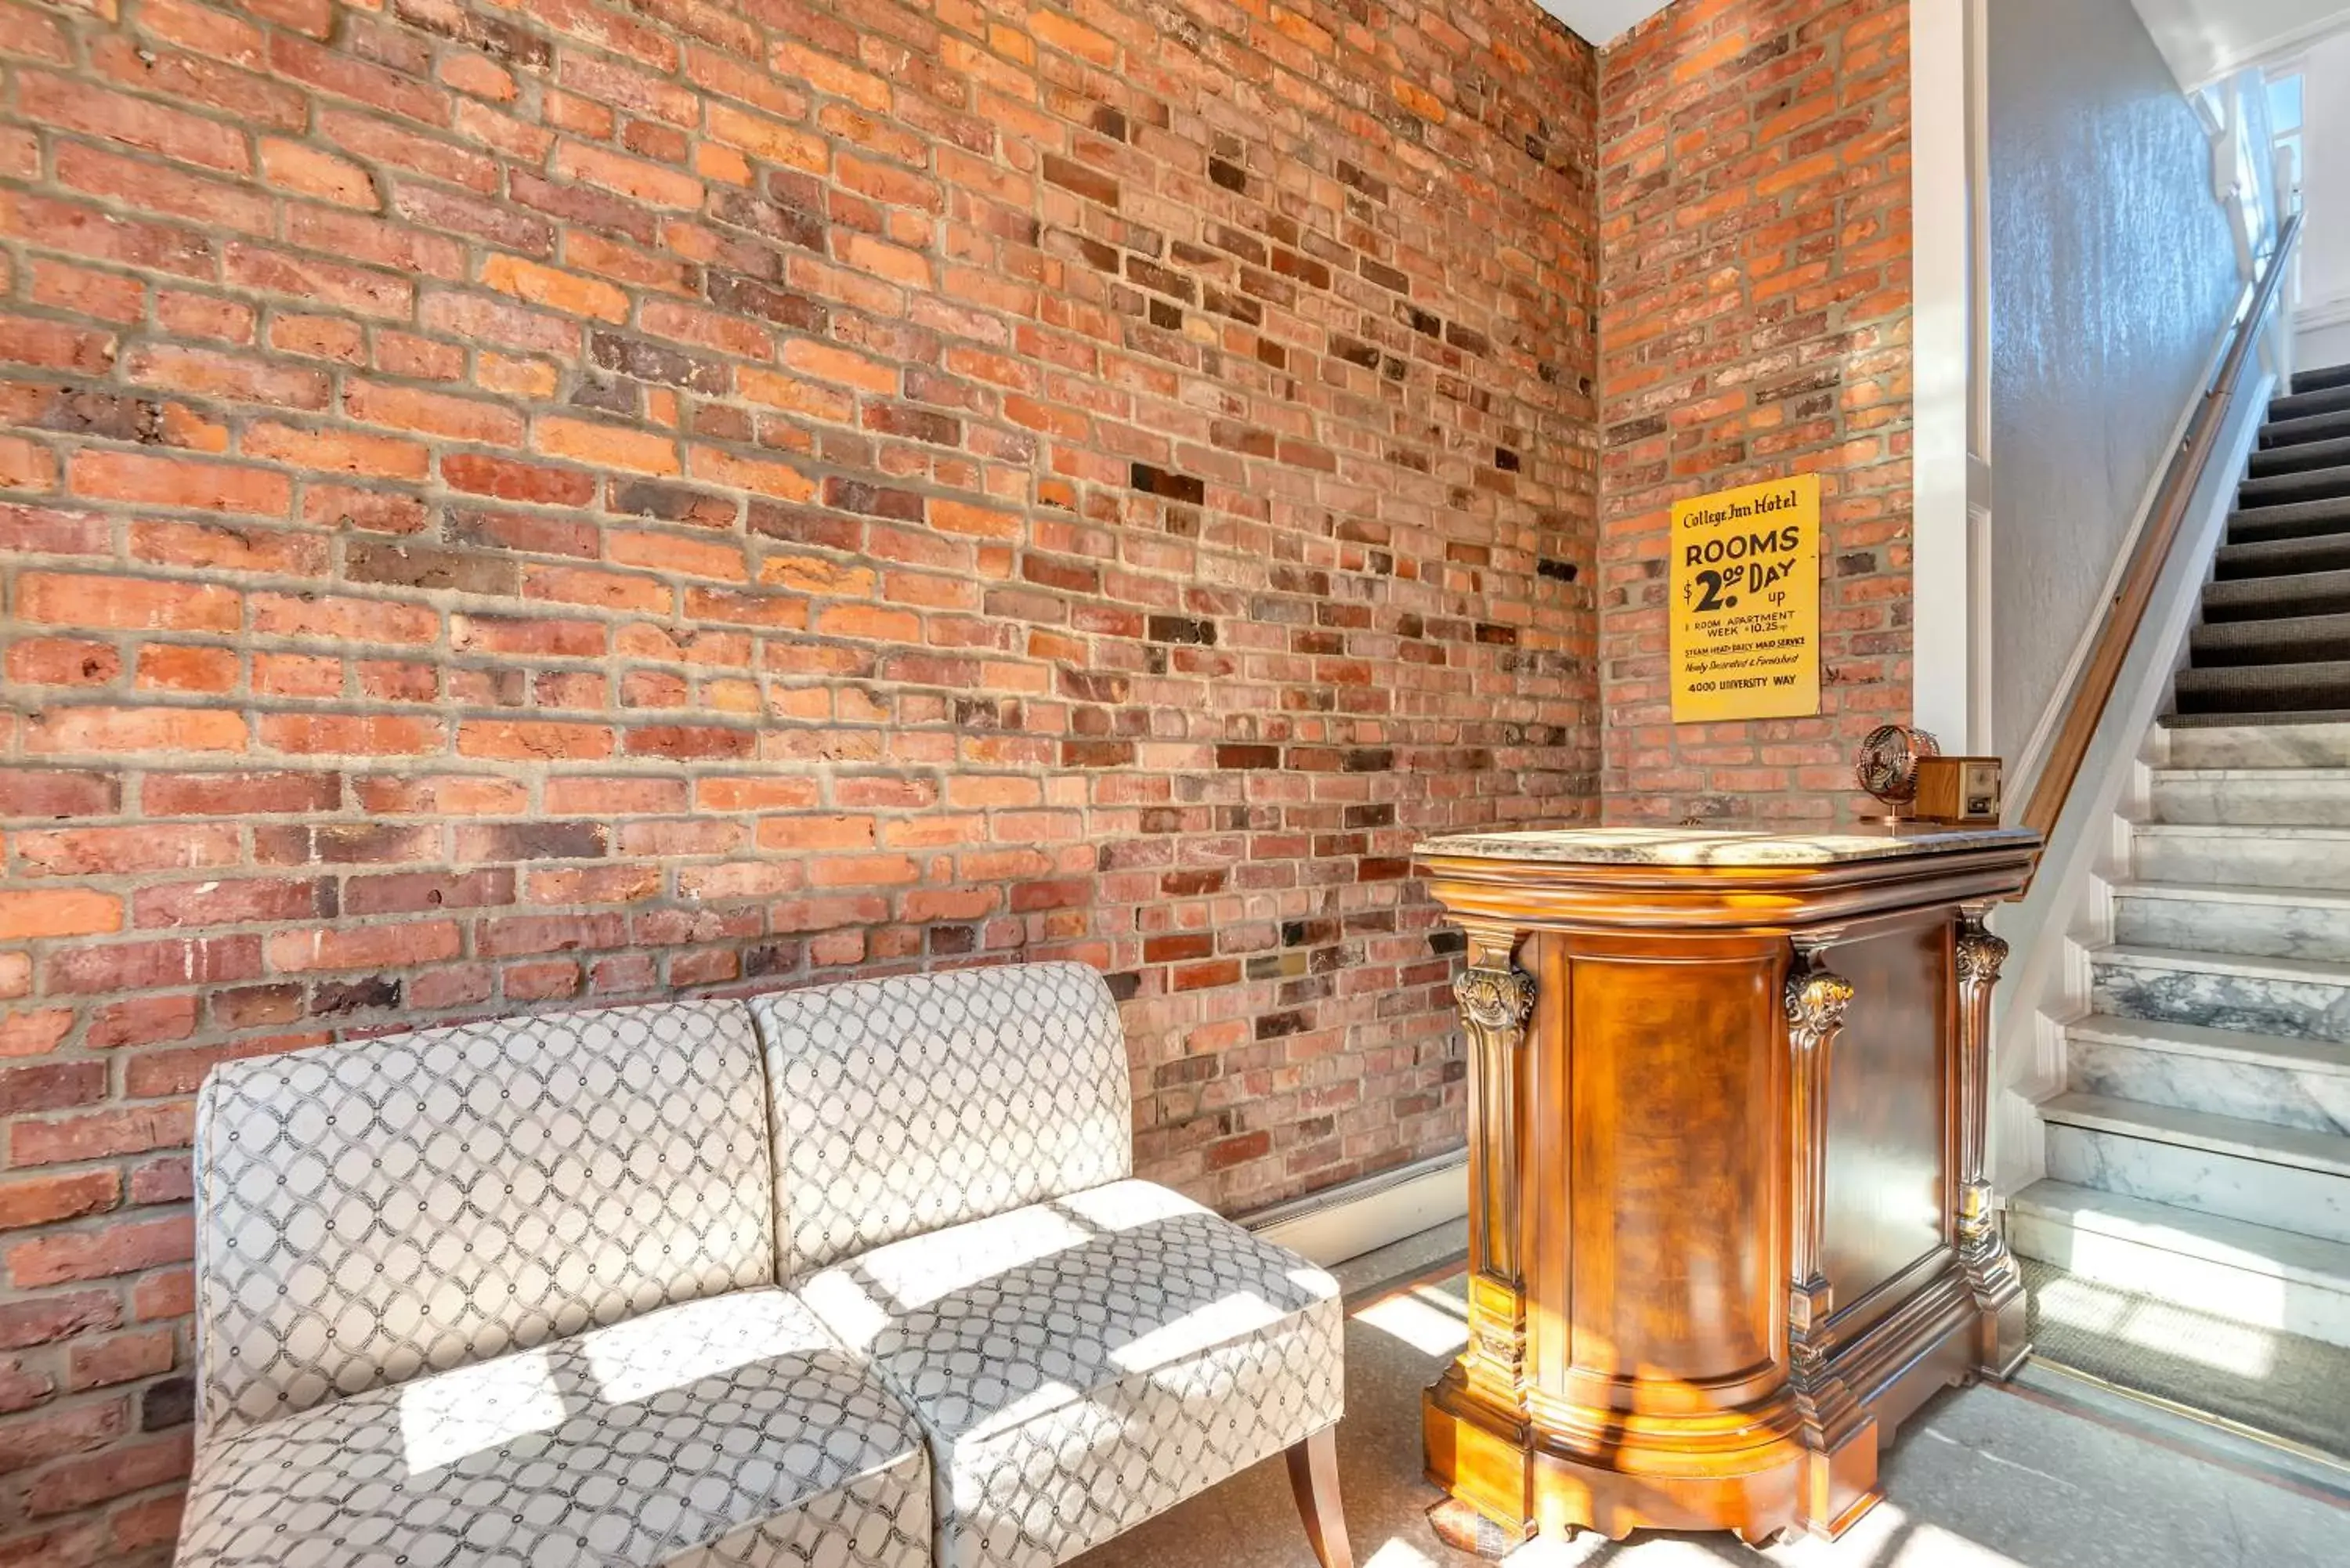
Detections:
[2017, 211, 2305, 843]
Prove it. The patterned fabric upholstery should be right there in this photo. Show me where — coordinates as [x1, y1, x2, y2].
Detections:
[176, 1288, 931, 1568]
[193, 1000, 776, 1436]
[751, 963, 1132, 1281]
[797, 1180, 1345, 1568]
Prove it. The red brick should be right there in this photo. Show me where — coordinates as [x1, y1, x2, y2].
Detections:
[0, 1400, 125, 1478]
[11, 1106, 195, 1170]
[0, 1292, 118, 1352]
[27, 1429, 191, 1515]
[64, 1327, 174, 1391]
[67, 450, 290, 517]
[17, 72, 249, 174]
[0, 314, 116, 374]
[266, 921, 462, 972]
[7, 1215, 193, 1288]
[0, 1171, 119, 1233]
[0, 891, 121, 942]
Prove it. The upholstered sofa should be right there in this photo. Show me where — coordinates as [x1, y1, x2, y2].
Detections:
[175, 963, 1351, 1568]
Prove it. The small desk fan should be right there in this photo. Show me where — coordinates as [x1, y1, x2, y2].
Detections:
[1854, 723, 1940, 824]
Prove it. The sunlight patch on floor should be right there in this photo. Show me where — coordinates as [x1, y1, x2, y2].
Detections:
[2034, 1271, 2278, 1379]
[1352, 1284, 1470, 1359]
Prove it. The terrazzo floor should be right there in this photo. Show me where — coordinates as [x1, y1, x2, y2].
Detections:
[1068, 1226, 2350, 1568]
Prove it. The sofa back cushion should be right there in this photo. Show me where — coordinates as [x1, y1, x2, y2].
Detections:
[192, 999, 775, 1438]
[752, 962, 1132, 1281]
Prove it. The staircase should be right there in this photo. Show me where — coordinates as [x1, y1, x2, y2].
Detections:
[2011, 363, 2350, 1402]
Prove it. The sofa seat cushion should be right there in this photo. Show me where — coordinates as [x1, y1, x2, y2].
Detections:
[176, 1288, 930, 1568]
[798, 1180, 1343, 1568]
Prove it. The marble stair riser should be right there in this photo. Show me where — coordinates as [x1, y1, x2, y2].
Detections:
[2114, 894, 2350, 963]
[2007, 1208, 2350, 1349]
[2161, 723, 2350, 768]
[2090, 954, 2350, 1043]
[2134, 831, 2350, 889]
[2151, 775, 2350, 826]
[2044, 1123, 2350, 1245]
[2066, 1037, 2350, 1136]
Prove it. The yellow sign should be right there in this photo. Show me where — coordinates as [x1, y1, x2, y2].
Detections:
[1668, 474, 1820, 723]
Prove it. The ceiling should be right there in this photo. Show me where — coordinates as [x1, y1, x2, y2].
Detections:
[1534, 1, 1673, 46]
[2131, 0, 2350, 85]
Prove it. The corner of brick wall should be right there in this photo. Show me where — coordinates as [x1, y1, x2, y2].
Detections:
[0, 0, 1601, 1555]
[1596, 0, 1914, 824]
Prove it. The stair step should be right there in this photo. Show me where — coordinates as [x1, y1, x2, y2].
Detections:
[2173, 659, 2350, 714]
[2066, 1011, 2350, 1134]
[2269, 382, 2350, 422]
[2150, 765, 2350, 822]
[2008, 1180, 2350, 1348]
[2189, 612, 2350, 667]
[2198, 565, 2350, 621]
[2070, 1010, 2350, 1075]
[2041, 1090, 2350, 1244]
[2227, 494, 2350, 544]
[2088, 939, 2350, 1039]
[2261, 406, 2350, 448]
[2291, 362, 2350, 397]
[2133, 823, 2350, 888]
[2163, 709, 2350, 732]
[2113, 880, 2350, 962]
[2043, 1090, 2350, 1177]
[2213, 529, 2350, 579]
[2240, 461, 2350, 508]
[2247, 433, 2350, 477]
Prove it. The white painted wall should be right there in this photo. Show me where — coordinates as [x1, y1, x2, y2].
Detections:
[2132, 0, 2350, 88]
[2296, 31, 2350, 369]
[1987, 0, 2243, 771]
[1531, 1, 1670, 46]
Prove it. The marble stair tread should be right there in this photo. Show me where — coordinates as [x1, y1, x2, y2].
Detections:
[2011, 1179, 2350, 1293]
[2149, 766, 2350, 784]
[2109, 879, 2350, 912]
[2088, 940, 2350, 987]
[2066, 1012, 2350, 1077]
[2132, 822, 2350, 843]
[2039, 1090, 2350, 1180]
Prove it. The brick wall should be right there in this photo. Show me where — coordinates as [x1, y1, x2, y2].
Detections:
[1596, 0, 1913, 823]
[0, 0, 1600, 1553]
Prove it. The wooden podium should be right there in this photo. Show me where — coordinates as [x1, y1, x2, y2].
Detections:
[1415, 826, 2041, 1546]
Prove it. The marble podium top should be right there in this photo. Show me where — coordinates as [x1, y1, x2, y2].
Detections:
[1413, 826, 2040, 868]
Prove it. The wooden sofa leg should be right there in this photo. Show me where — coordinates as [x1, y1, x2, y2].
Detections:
[1285, 1426, 1354, 1568]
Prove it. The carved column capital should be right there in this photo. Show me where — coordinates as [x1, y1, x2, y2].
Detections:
[1955, 921, 2008, 985]
[1784, 957, 1854, 1048]
[1454, 963, 1536, 1035]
